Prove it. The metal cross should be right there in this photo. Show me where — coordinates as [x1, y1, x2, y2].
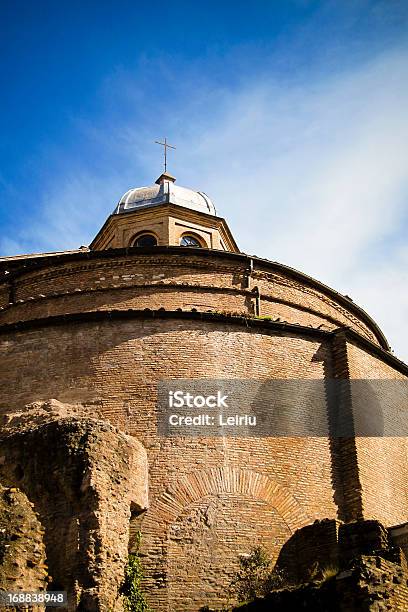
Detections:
[155, 137, 176, 173]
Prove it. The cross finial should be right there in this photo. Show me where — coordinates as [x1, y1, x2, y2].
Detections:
[155, 137, 176, 173]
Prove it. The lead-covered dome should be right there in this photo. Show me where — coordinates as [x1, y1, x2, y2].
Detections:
[114, 172, 216, 216]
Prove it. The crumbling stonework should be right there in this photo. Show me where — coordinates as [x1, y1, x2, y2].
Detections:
[233, 520, 408, 612]
[0, 400, 148, 611]
[0, 484, 47, 607]
[390, 522, 408, 563]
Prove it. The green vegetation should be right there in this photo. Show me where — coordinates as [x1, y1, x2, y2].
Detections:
[121, 532, 152, 612]
[231, 546, 286, 603]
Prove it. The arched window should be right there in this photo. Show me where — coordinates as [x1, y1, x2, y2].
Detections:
[132, 233, 158, 247]
[180, 234, 203, 248]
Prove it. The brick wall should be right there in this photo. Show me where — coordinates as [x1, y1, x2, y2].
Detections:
[346, 341, 408, 527]
[0, 250, 383, 345]
[0, 315, 338, 610]
[0, 247, 407, 610]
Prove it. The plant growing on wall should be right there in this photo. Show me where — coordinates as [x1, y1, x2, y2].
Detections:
[231, 546, 286, 603]
[121, 532, 152, 612]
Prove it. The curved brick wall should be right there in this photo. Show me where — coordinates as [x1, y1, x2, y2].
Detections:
[0, 248, 387, 347]
[0, 311, 407, 610]
[0, 315, 337, 610]
[0, 247, 407, 610]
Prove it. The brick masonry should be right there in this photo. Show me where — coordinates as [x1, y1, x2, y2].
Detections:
[0, 249, 388, 347]
[0, 247, 407, 610]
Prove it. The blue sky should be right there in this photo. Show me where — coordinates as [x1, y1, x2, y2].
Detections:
[1, 0, 408, 360]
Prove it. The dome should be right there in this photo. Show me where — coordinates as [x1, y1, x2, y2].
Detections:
[114, 173, 216, 216]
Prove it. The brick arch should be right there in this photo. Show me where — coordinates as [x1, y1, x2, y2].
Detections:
[144, 466, 311, 534]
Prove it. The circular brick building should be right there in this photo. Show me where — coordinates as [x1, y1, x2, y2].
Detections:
[0, 173, 407, 611]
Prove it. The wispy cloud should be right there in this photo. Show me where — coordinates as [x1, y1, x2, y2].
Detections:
[1, 42, 407, 361]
